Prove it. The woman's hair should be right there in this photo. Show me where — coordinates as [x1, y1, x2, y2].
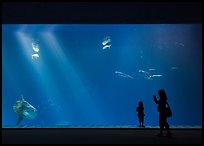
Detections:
[138, 101, 143, 107]
[158, 89, 167, 102]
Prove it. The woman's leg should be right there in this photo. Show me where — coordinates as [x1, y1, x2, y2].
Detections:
[164, 118, 172, 137]
[159, 114, 164, 135]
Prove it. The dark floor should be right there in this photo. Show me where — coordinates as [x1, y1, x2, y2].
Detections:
[2, 128, 202, 144]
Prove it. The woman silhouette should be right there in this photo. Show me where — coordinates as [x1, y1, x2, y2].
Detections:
[153, 89, 172, 137]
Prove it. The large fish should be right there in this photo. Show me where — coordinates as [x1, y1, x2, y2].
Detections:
[13, 97, 37, 125]
[138, 69, 162, 80]
[32, 42, 40, 52]
[115, 71, 134, 79]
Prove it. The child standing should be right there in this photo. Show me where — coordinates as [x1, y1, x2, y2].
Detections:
[136, 101, 145, 127]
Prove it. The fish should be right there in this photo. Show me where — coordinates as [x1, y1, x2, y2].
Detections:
[175, 42, 184, 47]
[118, 74, 128, 78]
[102, 44, 111, 50]
[32, 54, 39, 59]
[170, 67, 177, 70]
[148, 68, 156, 71]
[138, 69, 150, 74]
[115, 71, 134, 79]
[150, 74, 162, 77]
[13, 97, 37, 125]
[102, 36, 111, 46]
[32, 42, 40, 52]
[138, 69, 162, 80]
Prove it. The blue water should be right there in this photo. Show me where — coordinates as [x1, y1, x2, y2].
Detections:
[2, 24, 202, 128]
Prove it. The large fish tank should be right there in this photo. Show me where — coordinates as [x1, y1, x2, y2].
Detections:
[2, 24, 202, 128]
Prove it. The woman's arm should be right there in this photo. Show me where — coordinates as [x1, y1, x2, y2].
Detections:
[153, 95, 159, 104]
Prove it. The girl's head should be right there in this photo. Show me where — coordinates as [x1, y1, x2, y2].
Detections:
[158, 89, 167, 102]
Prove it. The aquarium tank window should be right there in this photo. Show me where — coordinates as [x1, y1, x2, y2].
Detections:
[2, 24, 202, 128]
